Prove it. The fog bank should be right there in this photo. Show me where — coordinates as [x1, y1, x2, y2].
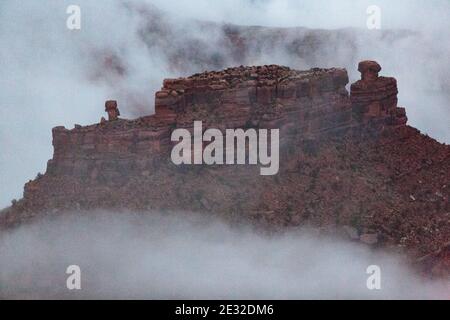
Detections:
[0, 211, 448, 299]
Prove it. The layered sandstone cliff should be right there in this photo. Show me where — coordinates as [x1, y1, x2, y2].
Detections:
[35, 62, 404, 183]
[1, 61, 449, 277]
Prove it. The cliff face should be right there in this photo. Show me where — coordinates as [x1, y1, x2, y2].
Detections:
[2, 62, 449, 276]
[36, 63, 404, 183]
[51, 65, 351, 168]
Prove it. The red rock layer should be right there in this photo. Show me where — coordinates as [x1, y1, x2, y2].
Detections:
[1, 62, 449, 277]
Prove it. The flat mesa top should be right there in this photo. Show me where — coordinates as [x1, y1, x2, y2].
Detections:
[163, 65, 346, 90]
[58, 65, 349, 133]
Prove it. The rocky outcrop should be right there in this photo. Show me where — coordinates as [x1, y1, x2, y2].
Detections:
[1, 62, 449, 278]
[42, 62, 406, 183]
[351, 61, 407, 127]
[157, 65, 351, 135]
[43, 65, 353, 182]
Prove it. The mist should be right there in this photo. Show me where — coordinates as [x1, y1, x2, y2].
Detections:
[0, 1, 449, 218]
[0, 210, 448, 299]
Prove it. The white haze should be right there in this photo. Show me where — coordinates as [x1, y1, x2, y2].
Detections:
[0, 211, 448, 299]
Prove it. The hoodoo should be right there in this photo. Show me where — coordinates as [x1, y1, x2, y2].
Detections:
[105, 100, 120, 121]
[351, 60, 407, 127]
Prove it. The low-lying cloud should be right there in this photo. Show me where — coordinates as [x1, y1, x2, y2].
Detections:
[0, 211, 448, 299]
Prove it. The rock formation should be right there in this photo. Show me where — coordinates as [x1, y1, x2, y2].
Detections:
[1, 61, 449, 277]
[104, 100, 120, 121]
[351, 60, 407, 126]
